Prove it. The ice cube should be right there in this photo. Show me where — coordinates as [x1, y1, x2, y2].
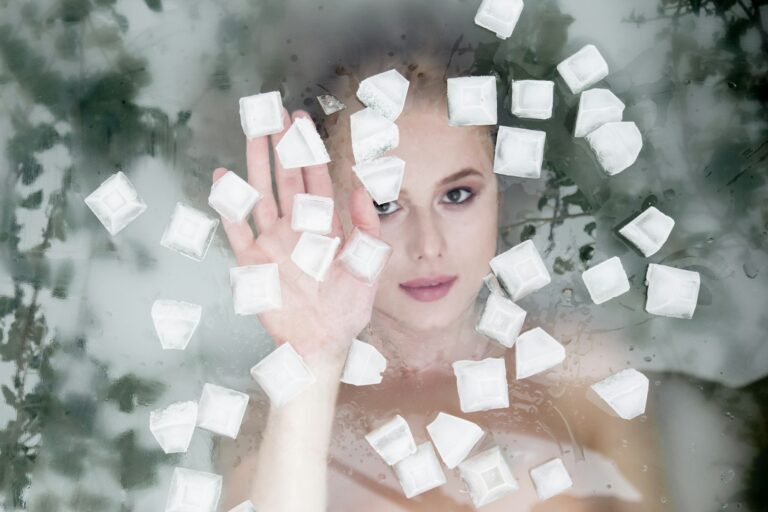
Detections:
[474, 0, 524, 39]
[459, 446, 518, 507]
[489, 240, 551, 301]
[149, 401, 198, 454]
[151, 299, 202, 350]
[493, 126, 546, 178]
[588, 368, 649, 420]
[556, 44, 609, 94]
[227, 501, 257, 512]
[447, 76, 498, 126]
[644, 264, 700, 319]
[452, 358, 509, 413]
[196, 383, 250, 439]
[165, 467, 222, 512]
[229, 263, 282, 315]
[476, 292, 527, 348]
[515, 327, 565, 379]
[529, 458, 573, 501]
[291, 193, 334, 235]
[393, 442, 447, 498]
[160, 203, 219, 262]
[239, 91, 284, 139]
[275, 117, 331, 169]
[290, 232, 341, 282]
[357, 69, 410, 121]
[341, 339, 387, 386]
[511, 80, 554, 120]
[338, 227, 392, 284]
[317, 94, 345, 115]
[250, 342, 316, 407]
[574, 88, 625, 137]
[586, 121, 642, 176]
[351, 156, 406, 205]
[618, 206, 675, 257]
[84, 171, 147, 235]
[365, 414, 417, 465]
[581, 256, 630, 305]
[350, 108, 400, 163]
[208, 170, 262, 223]
[426, 412, 485, 469]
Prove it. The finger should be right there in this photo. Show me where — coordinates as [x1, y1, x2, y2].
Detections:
[213, 168, 256, 256]
[272, 109, 306, 219]
[246, 134, 278, 234]
[349, 184, 381, 238]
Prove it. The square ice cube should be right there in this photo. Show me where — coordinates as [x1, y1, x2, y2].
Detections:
[447, 76, 498, 126]
[250, 342, 316, 407]
[393, 442, 447, 498]
[351, 108, 400, 163]
[317, 94, 345, 115]
[644, 264, 700, 319]
[489, 240, 551, 300]
[149, 401, 198, 454]
[581, 256, 630, 304]
[239, 91, 284, 139]
[586, 121, 643, 175]
[165, 467, 222, 512]
[291, 232, 341, 282]
[458, 446, 519, 507]
[529, 458, 573, 501]
[160, 203, 219, 262]
[208, 170, 262, 223]
[196, 383, 250, 439]
[574, 88, 625, 137]
[493, 126, 546, 178]
[511, 80, 554, 120]
[275, 117, 331, 169]
[351, 156, 406, 205]
[619, 206, 675, 257]
[426, 412, 485, 469]
[338, 227, 392, 284]
[357, 69, 410, 121]
[84, 171, 147, 235]
[341, 339, 387, 386]
[556, 44, 609, 94]
[365, 414, 417, 465]
[474, 0, 524, 39]
[151, 299, 202, 350]
[476, 292, 527, 348]
[515, 327, 565, 379]
[229, 263, 282, 315]
[291, 193, 334, 234]
[227, 501, 257, 512]
[452, 358, 509, 413]
[588, 368, 649, 420]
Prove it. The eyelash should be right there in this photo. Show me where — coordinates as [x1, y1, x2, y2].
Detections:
[374, 187, 475, 216]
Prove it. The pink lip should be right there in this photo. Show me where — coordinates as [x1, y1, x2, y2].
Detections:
[399, 275, 458, 302]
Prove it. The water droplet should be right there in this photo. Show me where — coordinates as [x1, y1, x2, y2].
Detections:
[661, 496, 668, 504]
[720, 468, 735, 483]
[743, 262, 759, 279]
[644, 355, 653, 362]
[641, 464, 648, 472]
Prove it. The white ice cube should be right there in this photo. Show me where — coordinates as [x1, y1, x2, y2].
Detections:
[447, 76, 498, 126]
[394, 442, 447, 498]
[452, 358, 509, 413]
[476, 292, 527, 348]
[227, 501, 257, 512]
[165, 467, 222, 512]
[574, 88, 625, 137]
[474, 0, 524, 40]
[586, 121, 642, 175]
[317, 94, 345, 115]
[149, 401, 198, 454]
[511, 80, 554, 120]
[515, 327, 565, 379]
[275, 117, 331, 169]
[618, 206, 675, 257]
[196, 383, 249, 439]
[338, 227, 392, 284]
[644, 264, 700, 319]
[350, 108, 400, 163]
[84, 171, 147, 235]
[365, 414, 417, 465]
[459, 446, 518, 507]
[208, 170, 262, 223]
[151, 299, 202, 350]
[493, 126, 546, 178]
[529, 458, 573, 501]
[489, 240, 551, 301]
[426, 412, 485, 469]
[556, 44, 609, 94]
[239, 91, 284, 139]
[160, 203, 219, 262]
[291, 193, 334, 235]
[581, 256, 630, 305]
[229, 263, 282, 315]
[341, 339, 387, 386]
[290, 232, 340, 282]
[588, 368, 649, 420]
[250, 342, 316, 407]
[351, 156, 406, 205]
[357, 69, 410, 121]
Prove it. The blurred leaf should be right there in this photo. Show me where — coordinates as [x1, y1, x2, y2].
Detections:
[2, 385, 16, 406]
[520, 224, 536, 242]
[537, 196, 549, 210]
[106, 374, 165, 413]
[579, 243, 595, 264]
[144, 0, 163, 12]
[553, 256, 574, 275]
[562, 190, 593, 213]
[584, 221, 597, 237]
[19, 190, 43, 209]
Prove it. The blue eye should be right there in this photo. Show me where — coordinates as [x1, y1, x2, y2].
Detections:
[443, 187, 473, 204]
[374, 200, 401, 216]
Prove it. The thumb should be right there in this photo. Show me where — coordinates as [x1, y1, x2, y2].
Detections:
[349, 184, 381, 238]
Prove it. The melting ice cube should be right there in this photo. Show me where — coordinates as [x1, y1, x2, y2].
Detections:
[394, 442, 447, 498]
[493, 126, 546, 178]
[275, 117, 331, 169]
[160, 203, 219, 262]
[290, 232, 340, 282]
[149, 401, 198, 454]
[452, 358, 509, 413]
[196, 383, 250, 439]
[426, 412, 485, 469]
[474, 0, 524, 40]
[489, 240, 551, 301]
[476, 292, 527, 348]
[458, 446, 519, 507]
[357, 69, 410, 121]
[447, 76, 498, 126]
[317, 94, 345, 115]
[341, 339, 387, 386]
[529, 458, 573, 501]
[338, 227, 392, 284]
[586, 121, 642, 176]
[250, 342, 316, 407]
[588, 368, 649, 420]
[351, 108, 400, 163]
[229, 263, 282, 315]
[352, 156, 406, 205]
[291, 193, 334, 235]
[365, 414, 417, 465]
[165, 467, 222, 512]
[208, 170, 262, 223]
[84, 171, 147, 235]
[574, 88, 625, 137]
[515, 327, 565, 379]
[511, 80, 554, 120]
[644, 264, 700, 319]
[581, 256, 630, 305]
[618, 206, 675, 257]
[227, 501, 257, 512]
[556, 44, 609, 94]
[239, 91, 284, 139]
[151, 299, 202, 350]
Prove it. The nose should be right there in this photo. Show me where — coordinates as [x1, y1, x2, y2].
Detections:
[407, 208, 446, 261]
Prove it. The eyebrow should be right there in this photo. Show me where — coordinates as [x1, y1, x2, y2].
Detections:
[438, 168, 484, 186]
